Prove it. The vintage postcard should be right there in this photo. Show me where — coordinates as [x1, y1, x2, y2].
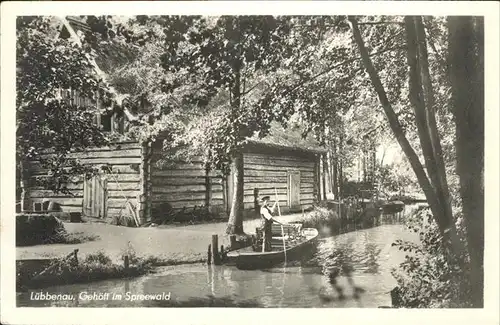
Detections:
[1, 1, 499, 325]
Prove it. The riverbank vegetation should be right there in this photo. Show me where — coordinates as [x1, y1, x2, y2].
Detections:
[298, 203, 381, 237]
[18, 253, 207, 291]
[17, 238, 208, 290]
[17, 251, 152, 290]
[391, 205, 472, 307]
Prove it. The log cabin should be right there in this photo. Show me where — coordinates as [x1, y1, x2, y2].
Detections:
[23, 137, 326, 225]
[20, 16, 328, 225]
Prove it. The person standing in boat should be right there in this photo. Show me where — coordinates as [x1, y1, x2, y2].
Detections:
[260, 195, 284, 252]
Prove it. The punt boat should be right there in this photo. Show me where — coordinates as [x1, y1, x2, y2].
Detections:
[226, 223, 319, 269]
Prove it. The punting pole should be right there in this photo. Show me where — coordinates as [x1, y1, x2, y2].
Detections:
[275, 187, 282, 217]
[281, 224, 287, 265]
[275, 187, 286, 264]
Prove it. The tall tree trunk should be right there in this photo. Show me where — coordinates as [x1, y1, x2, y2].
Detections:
[362, 151, 367, 183]
[415, 17, 453, 219]
[322, 153, 328, 200]
[332, 139, 339, 199]
[371, 144, 376, 186]
[226, 53, 245, 234]
[404, 17, 460, 244]
[348, 17, 464, 257]
[448, 16, 484, 308]
[338, 133, 344, 198]
[226, 151, 244, 234]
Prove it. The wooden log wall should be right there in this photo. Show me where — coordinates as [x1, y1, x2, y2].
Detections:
[25, 141, 142, 222]
[150, 153, 225, 217]
[241, 151, 318, 216]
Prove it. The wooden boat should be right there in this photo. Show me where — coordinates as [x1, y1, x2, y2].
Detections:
[226, 224, 319, 269]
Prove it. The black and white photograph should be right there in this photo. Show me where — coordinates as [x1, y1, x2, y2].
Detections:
[1, 1, 499, 324]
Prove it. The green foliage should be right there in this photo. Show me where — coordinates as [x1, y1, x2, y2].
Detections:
[299, 206, 340, 237]
[62, 231, 100, 244]
[121, 242, 139, 264]
[120, 243, 163, 270]
[16, 16, 121, 192]
[152, 16, 297, 172]
[16, 213, 67, 246]
[374, 162, 417, 196]
[85, 251, 112, 265]
[299, 202, 373, 236]
[391, 206, 472, 307]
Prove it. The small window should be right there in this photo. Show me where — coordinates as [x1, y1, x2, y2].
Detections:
[112, 114, 125, 134]
[33, 202, 42, 212]
[100, 113, 112, 132]
[42, 201, 51, 211]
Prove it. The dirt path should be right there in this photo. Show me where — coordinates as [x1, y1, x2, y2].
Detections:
[16, 213, 303, 264]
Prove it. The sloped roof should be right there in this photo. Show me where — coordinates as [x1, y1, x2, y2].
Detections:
[63, 16, 138, 75]
[245, 139, 326, 155]
[247, 122, 326, 154]
[58, 16, 139, 122]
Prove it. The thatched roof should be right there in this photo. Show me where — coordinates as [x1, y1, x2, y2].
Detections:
[63, 16, 138, 75]
[248, 122, 326, 154]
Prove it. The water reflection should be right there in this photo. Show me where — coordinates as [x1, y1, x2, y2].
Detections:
[17, 213, 420, 308]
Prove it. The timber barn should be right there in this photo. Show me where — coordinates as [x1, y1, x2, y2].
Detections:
[23, 138, 326, 225]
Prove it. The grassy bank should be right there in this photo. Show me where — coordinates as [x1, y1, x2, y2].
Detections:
[17, 250, 207, 291]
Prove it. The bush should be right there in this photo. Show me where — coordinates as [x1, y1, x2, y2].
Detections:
[151, 204, 221, 225]
[300, 201, 380, 236]
[16, 213, 100, 246]
[299, 206, 341, 236]
[119, 243, 159, 269]
[16, 213, 67, 246]
[391, 206, 473, 308]
[85, 251, 112, 265]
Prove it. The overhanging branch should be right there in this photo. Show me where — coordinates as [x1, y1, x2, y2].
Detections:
[241, 45, 405, 99]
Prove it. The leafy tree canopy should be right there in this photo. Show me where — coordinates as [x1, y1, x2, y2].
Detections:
[16, 16, 122, 192]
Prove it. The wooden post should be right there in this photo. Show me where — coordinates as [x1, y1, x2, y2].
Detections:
[207, 244, 212, 265]
[222, 177, 227, 215]
[322, 153, 328, 200]
[124, 255, 129, 269]
[138, 141, 152, 225]
[313, 154, 320, 202]
[229, 234, 237, 250]
[205, 165, 212, 211]
[73, 250, 79, 266]
[212, 235, 221, 265]
[253, 188, 259, 216]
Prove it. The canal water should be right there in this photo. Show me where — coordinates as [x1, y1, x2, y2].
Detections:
[17, 207, 422, 308]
